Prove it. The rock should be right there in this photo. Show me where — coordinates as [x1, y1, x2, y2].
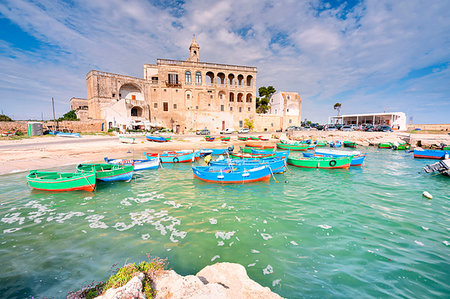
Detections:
[152, 263, 283, 299]
[96, 273, 145, 299]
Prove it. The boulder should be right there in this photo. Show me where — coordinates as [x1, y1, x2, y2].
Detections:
[96, 273, 145, 299]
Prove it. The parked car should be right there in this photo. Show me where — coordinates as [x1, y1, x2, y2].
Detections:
[286, 126, 301, 131]
[350, 124, 359, 130]
[196, 129, 210, 135]
[342, 125, 353, 131]
[238, 128, 249, 134]
[316, 125, 324, 131]
[363, 125, 375, 132]
[326, 125, 338, 131]
[220, 128, 235, 134]
[335, 124, 343, 131]
[378, 125, 393, 132]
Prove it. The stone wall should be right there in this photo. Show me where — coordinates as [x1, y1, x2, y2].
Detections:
[0, 120, 105, 133]
[0, 121, 27, 132]
[407, 124, 450, 131]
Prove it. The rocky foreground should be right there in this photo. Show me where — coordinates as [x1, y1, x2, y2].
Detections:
[70, 262, 283, 299]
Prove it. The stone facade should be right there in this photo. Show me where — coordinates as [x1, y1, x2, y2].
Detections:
[70, 97, 89, 121]
[82, 37, 298, 133]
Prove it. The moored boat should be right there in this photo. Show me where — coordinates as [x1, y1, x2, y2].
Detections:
[393, 143, 411, 150]
[200, 146, 234, 156]
[276, 142, 310, 151]
[343, 141, 357, 148]
[230, 152, 276, 159]
[119, 136, 136, 144]
[146, 135, 171, 142]
[378, 142, 393, 149]
[245, 142, 275, 149]
[205, 136, 215, 142]
[287, 156, 351, 169]
[77, 163, 134, 181]
[210, 151, 289, 174]
[330, 141, 342, 148]
[238, 136, 248, 141]
[220, 136, 230, 141]
[241, 146, 274, 154]
[413, 148, 450, 159]
[423, 159, 450, 176]
[259, 136, 269, 141]
[315, 141, 328, 147]
[303, 152, 367, 167]
[192, 165, 272, 183]
[53, 131, 82, 138]
[104, 156, 159, 171]
[145, 150, 198, 163]
[249, 136, 259, 140]
[27, 170, 96, 191]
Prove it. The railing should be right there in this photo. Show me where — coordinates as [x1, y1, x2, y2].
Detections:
[165, 81, 182, 88]
[157, 59, 257, 72]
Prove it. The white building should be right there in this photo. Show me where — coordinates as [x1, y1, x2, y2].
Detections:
[329, 112, 407, 130]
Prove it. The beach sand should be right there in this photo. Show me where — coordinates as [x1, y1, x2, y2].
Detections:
[1, 131, 448, 175]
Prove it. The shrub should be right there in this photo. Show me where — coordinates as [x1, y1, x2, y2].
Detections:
[0, 114, 12, 121]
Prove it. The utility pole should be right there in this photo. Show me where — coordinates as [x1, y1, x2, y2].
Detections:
[52, 97, 56, 131]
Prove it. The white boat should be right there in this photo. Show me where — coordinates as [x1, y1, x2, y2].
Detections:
[315, 149, 361, 157]
[119, 136, 136, 144]
[104, 156, 159, 171]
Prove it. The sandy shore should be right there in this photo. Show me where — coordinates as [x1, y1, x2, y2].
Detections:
[1, 131, 449, 175]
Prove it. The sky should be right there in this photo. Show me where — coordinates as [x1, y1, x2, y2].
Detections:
[0, 0, 449, 124]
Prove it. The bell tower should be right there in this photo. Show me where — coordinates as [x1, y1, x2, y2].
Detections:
[187, 35, 200, 62]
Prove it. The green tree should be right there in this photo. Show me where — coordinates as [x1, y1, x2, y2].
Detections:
[244, 118, 254, 130]
[256, 86, 276, 114]
[0, 114, 12, 121]
[334, 103, 342, 116]
[58, 110, 79, 121]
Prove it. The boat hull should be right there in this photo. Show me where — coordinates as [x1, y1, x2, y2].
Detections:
[146, 151, 197, 163]
[413, 149, 450, 159]
[192, 165, 272, 184]
[303, 152, 366, 166]
[146, 135, 170, 142]
[27, 170, 96, 192]
[287, 156, 351, 169]
[104, 157, 159, 170]
[276, 143, 309, 151]
[77, 164, 134, 181]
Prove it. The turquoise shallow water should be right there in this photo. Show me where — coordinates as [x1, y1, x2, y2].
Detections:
[0, 148, 449, 298]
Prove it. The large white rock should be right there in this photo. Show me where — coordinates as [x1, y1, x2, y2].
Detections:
[96, 272, 145, 299]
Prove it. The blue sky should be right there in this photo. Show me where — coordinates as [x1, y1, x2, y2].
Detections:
[0, 0, 449, 123]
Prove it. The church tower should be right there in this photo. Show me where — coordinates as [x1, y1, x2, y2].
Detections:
[187, 35, 200, 62]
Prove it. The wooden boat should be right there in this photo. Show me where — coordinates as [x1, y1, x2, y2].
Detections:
[119, 136, 136, 144]
[27, 170, 96, 192]
[200, 146, 234, 156]
[315, 141, 328, 147]
[378, 142, 393, 149]
[329, 141, 342, 148]
[241, 146, 274, 154]
[210, 151, 289, 174]
[259, 136, 269, 141]
[303, 152, 367, 167]
[287, 156, 351, 169]
[53, 131, 82, 138]
[146, 135, 170, 142]
[104, 157, 159, 171]
[443, 145, 450, 150]
[192, 165, 272, 183]
[220, 136, 230, 141]
[230, 152, 276, 159]
[276, 142, 310, 151]
[245, 142, 275, 149]
[238, 136, 248, 141]
[413, 148, 450, 159]
[249, 136, 259, 140]
[393, 143, 410, 150]
[77, 163, 134, 181]
[205, 136, 215, 142]
[423, 159, 450, 176]
[145, 150, 198, 163]
[343, 141, 357, 148]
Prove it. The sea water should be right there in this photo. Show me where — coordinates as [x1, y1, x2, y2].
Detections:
[0, 148, 449, 298]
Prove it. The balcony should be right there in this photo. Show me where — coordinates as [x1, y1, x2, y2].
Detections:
[165, 81, 182, 88]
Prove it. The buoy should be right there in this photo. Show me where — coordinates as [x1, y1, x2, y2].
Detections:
[422, 191, 432, 199]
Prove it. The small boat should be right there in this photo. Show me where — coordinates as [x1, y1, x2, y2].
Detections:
[238, 136, 248, 141]
[241, 146, 274, 154]
[210, 151, 289, 174]
[303, 152, 367, 167]
[77, 163, 134, 181]
[200, 146, 234, 156]
[205, 136, 215, 142]
[343, 141, 357, 148]
[423, 159, 450, 176]
[378, 142, 393, 149]
[104, 156, 159, 171]
[53, 131, 82, 138]
[220, 136, 231, 141]
[276, 142, 310, 151]
[250, 148, 276, 155]
[146, 135, 171, 142]
[230, 152, 276, 159]
[145, 150, 198, 163]
[27, 170, 96, 191]
[315, 141, 328, 147]
[119, 136, 136, 144]
[259, 136, 269, 141]
[192, 165, 272, 184]
[249, 136, 260, 140]
[287, 156, 351, 169]
[245, 142, 275, 149]
[413, 148, 450, 159]
[392, 143, 410, 150]
[329, 141, 342, 148]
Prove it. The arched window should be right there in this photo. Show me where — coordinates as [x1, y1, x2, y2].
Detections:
[195, 72, 202, 85]
[185, 71, 191, 84]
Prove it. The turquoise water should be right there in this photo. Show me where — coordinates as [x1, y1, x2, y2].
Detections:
[0, 148, 449, 298]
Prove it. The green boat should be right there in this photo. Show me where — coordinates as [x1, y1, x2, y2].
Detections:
[378, 142, 393, 149]
[220, 136, 231, 141]
[241, 146, 274, 153]
[27, 170, 96, 192]
[249, 136, 259, 140]
[277, 142, 310, 151]
[287, 156, 351, 169]
[77, 163, 134, 181]
[393, 143, 411, 150]
[442, 145, 450, 150]
[230, 152, 276, 159]
[315, 141, 328, 147]
[238, 136, 248, 141]
[343, 141, 357, 148]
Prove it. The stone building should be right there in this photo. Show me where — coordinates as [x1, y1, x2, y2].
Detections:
[70, 97, 89, 121]
[80, 36, 300, 133]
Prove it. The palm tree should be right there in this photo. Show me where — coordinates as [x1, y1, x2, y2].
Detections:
[334, 103, 342, 116]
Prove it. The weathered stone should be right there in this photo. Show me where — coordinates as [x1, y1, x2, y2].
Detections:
[96, 273, 145, 299]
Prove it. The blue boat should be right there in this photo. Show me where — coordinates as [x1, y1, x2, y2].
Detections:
[51, 131, 82, 138]
[250, 148, 276, 155]
[413, 148, 450, 160]
[305, 149, 367, 166]
[210, 151, 289, 174]
[146, 135, 171, 142]
[200, 145, 234, 156]
[192, 165, 272, 184]
[104, 156, 159, 171]
[77, 163, 134, 181]
[330, 141, 342, 148]
[145, 150, 198, 163]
